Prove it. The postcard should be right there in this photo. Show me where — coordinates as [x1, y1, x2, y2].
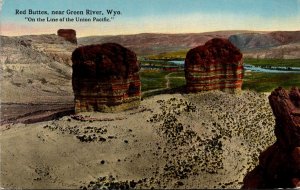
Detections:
[1, 0, 299, 189]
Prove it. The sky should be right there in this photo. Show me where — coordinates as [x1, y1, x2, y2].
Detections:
[0, 0, 299, 37]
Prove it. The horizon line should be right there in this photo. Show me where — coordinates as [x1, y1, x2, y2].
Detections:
[2, 29, 300, 38]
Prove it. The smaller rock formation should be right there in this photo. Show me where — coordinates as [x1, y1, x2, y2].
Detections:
[185, 38, 243, 93]
[57, 29, 77, 44]
[243, 87, 300, 188]
[72, 43, 141, 113]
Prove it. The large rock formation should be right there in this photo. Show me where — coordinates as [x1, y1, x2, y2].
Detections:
[72, 43, 141, 113]
[243, 87, 300, 188]
[57, 29, 77, 44]
[184, 38, 243, 93]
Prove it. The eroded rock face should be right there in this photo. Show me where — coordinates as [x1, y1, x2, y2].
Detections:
[243, 87, 300, 188]
[57, 29, 77, 44]
[185, 38, 243, 93]
[72, 43, 141, 113]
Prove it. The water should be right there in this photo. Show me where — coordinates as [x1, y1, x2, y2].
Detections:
[169, 60, 184, 65]
[243, 64, 300, 73]
[167, 60, 300, 73]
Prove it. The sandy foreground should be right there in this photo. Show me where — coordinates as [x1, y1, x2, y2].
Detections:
[0, 91, 276, 189]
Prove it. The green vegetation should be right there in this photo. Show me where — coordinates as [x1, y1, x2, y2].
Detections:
[144, 52, 300, 68]
[139, 60, 184, 69]
[140, 69, 300, 95]
[168, 72, 186, 88]
[145, 50, 187, 60]
[243, 72, 300, 92]
[139, 60, 179, 67]
[244, 58, 300, 67]
[140, 70, 186, 98]
[140, 70, 169, 91]
[168, 72, 185, 78]
[169, 77, 186, 89]
[243, 59, 300, 92]
[140, 70, 186, 92]
[139, 56, 300, 96]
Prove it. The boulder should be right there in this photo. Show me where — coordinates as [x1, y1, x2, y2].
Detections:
[243, 87, 300, 188]
[185, 38, 243, 93]
[57, 29, 77, 44]
[72, 43, 141, 113]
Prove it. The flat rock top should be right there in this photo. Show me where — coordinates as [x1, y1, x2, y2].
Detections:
[185, 38, 243, 67]
[72, 43, 139, 79]
[57, 29, 76, 35]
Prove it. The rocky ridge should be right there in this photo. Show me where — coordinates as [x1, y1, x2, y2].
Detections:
[79, 31, 300, 58]
[0, 34, 76, 104]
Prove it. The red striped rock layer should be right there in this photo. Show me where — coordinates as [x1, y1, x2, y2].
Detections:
[73, 75, 141, 113]
[72, 43, 141, 113]
[185, 38, 243, 93]
[243, 87, 300, 188]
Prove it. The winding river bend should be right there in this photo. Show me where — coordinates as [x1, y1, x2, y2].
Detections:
[167, 60, 300, 73]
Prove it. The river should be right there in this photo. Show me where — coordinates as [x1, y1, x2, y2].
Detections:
[167, 60, 300, 73]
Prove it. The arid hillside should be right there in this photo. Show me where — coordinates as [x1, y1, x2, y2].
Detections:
[0, 34, 76, 104]
[0, 91, 276, 189]
[2, 30, 299, 102]
[78, 31, 249, 56]
[229, 31, 300, 59]
[78, 31, 300, 58]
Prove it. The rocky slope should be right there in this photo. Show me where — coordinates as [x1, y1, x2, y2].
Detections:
[78, 31, 249, 56]
[229, 31, 300, 51]
[229, 31, 300, 59]
[243, 87, 300, 188]
[0, 34, 76, 104]
[78, 31, 300, 58]
[0, 91, 276, 189]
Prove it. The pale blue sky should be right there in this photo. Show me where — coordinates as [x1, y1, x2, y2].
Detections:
[1, 0, 299, 36]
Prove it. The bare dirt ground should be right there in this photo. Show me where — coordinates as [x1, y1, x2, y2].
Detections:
[0, 103, 74, 125]
[0, 91, 276, 189]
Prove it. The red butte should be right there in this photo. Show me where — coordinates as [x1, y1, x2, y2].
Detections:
[185, 38, 243, 93]
[57, 29, 77, 44]
[72, 43, 141, 113]
[243, 87, 300, 188]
